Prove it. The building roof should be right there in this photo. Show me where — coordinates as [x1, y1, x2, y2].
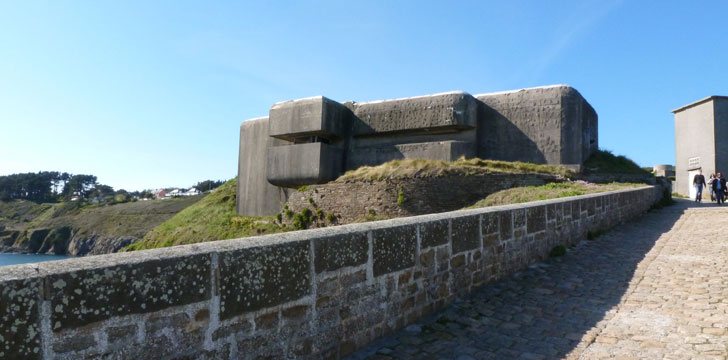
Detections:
[671, 96, 728, 113]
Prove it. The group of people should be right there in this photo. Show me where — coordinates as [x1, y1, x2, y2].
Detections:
[693, 169, 728, 204]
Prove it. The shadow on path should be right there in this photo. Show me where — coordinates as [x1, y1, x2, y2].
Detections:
[348, 200, 697, 360]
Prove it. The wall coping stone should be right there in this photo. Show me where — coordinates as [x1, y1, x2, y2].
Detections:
[1, 185, 652, 282]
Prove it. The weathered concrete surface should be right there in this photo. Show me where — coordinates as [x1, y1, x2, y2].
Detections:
[348, 92, 477, 136]
[475, 85, 598, 165]
[267, 142, 344, 187]
[269, 96, 352, 140]
[350, 199, 728, 359]
[236, 117, 291, 215]
[347, 141, 475, 169]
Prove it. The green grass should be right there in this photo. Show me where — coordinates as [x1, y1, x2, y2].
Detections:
[337, 157, 574, 182]
[0, 200, 53, 230]
[124, 178, 288, 251]
[583, 149, 652, 175]
[467, 181, 642, 208]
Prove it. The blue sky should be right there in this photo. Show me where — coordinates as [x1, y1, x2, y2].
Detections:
[1, 1, 727, 191]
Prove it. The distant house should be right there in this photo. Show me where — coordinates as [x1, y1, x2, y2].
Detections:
[70, 195, 81, 201]
[153, 189, 166, 199]
[185, 188, 202, 196]
[167, 189, 183, 198]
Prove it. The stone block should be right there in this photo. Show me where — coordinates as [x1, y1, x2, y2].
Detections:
[219, 240, 311, 319]
[52, 335, 96, 354]
[48, 254, 211, 331]
[498, 210, 513, 240]
[106, 324, 138, 348]
[314, 232, 368, 273]
[373, 225, 417, 277]
[0, 278, 42, 360]
[147, 312, 189, 333]
[350, 91, 477, 135]
[571, 199, 580, 219]
[526, 206, 546, 233]
[269, 96, 351, 140]
[212, 320, 253, 341]
[482, 212, 499, 235]
[513, 209, 526, 229]
[586, 198, 596, 216]
[451, 215, 480, 254]
[419, 219, 449, 249]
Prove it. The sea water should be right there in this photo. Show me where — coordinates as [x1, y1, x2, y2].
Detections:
[0, 253, 70, 267]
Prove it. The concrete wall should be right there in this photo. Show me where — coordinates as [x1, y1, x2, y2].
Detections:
[673, 101, 716, 195]
[268, 96, 351, 141]
[267, 143, 344, 187]
[1, 186, 666, 360]
[346, 140, 475, 169]
[475, 85, 597, 165]
[236, 117, 291, 216]
[347, 92, 477, 136]
[713, 98, 728, 177]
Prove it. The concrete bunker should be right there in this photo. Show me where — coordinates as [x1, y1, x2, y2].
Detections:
[238, 85, 598, 216]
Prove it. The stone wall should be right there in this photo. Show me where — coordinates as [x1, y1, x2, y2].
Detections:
[285, 172, 560, 224]
[1, 186, 665, 360]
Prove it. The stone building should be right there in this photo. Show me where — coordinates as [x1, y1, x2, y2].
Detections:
[238, 85, 598, 216]
[672, 96, 728, 198]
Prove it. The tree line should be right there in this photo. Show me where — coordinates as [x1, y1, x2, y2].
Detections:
[0, 172, 102, 202]
[0, 171, 226, 202]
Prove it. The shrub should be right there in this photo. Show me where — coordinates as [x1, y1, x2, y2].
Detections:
[315, 209, 324, 219]
[308, 197, 316, 207]
[397, 189, 405, 206]
[586, 230, 603, 240]
[291, 213, 306, 230]
[325, 212, 336, 223]
[297, 185, 310, 192]
[292, 208, 314, 230]
[549, 245, 566, 257]
[275, 213, 282, 223]
[284, 209, 294, 219]
[583, 149, 652, 175]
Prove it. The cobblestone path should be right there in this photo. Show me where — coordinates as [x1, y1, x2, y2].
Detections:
[349, 199, 728, 359]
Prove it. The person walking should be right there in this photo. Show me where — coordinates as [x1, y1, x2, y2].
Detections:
[693, 169, 706, 202]
[713, 172, 726, 205]
[708, 174, 716, 201]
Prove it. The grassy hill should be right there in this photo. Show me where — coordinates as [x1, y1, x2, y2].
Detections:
[583, 149, 652, 175]
[124, 178, 287, 251]
[337, 157, 574, 182]
[468, 182, 642, 208]
[1, 196, 203, 255]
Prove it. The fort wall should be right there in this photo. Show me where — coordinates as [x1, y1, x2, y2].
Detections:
[1, 185, 665, 359]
